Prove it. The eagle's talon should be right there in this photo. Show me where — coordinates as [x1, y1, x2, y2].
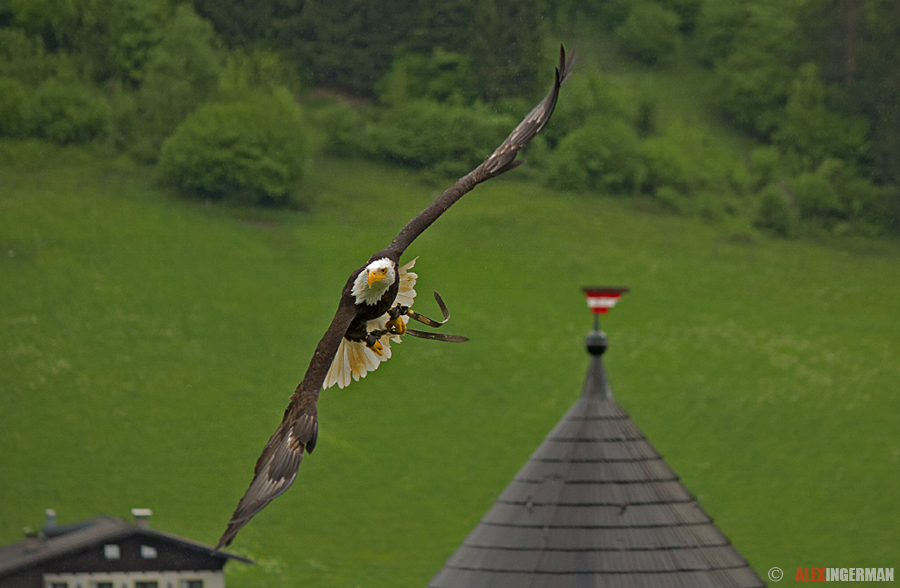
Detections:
[386, 315, 406, 335]
[369, 339, 384, 356]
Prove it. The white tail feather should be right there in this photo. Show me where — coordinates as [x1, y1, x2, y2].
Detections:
[322, 258, 420, 390]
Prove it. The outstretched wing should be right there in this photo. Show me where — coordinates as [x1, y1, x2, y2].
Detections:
[216, 408, 316, 549]
[482, 45, 575, 177]
[216, 46, 572, 549]
[216, 299, 358, 549]
[382, 45, 575, 259]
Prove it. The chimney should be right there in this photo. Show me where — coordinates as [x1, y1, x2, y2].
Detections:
[44, 509, 57, 530]
[131, 509, 152, 529]
[23, 527, 39, 551]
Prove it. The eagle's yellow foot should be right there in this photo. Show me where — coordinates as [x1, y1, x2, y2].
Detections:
[369, 339, 384, 356]
[386, 315, 406, 335]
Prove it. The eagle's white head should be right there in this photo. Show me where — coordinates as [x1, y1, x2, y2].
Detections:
[352, 258, 396, 305]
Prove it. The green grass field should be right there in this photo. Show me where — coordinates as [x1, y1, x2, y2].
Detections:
[2, 144, 898, 587]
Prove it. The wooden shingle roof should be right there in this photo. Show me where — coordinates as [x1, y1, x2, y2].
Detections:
[428, 331, 765, 588]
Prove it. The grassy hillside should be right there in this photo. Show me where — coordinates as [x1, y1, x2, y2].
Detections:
[1, 144, 898, 586]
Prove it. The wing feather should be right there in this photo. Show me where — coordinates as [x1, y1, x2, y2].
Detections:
[217, 46, 572, 549]
[216, 412, 316, 549]
[382, 45, 573, 259]
[482, 45, 575, 176]
[216, 302, 355, 549]
[395, 257, 418, 308]
[322, 259, 419, 389]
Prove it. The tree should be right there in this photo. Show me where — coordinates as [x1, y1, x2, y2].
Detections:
[798, 0, 900, 185]
[705, 0, 801, 136]
[615, 2, 682, 65]
[773, 63, 869, 168]
[375, 48, 477, 106]
[129, 3, 221, 159]
[191, 0, 543, 101]
[469, 0, 543, 101]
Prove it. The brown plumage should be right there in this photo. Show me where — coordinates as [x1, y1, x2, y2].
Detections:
[216, 45, 574, 550]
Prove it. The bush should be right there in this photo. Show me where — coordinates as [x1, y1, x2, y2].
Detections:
[363, 99, 516, 176]
[544, 72, 641, 148]
[376, 48, 477, 107]
[843, 175, 883, 226]
[32, 77, 111, 144]
[790, 158, 885, 226]
[790, 162, 844, 220]
[218, 50, 301, 101]
[748, 145, 781, 190]
[546, 114, 644, 193]
[754, 183, 797, 237]
[311, 101, 368, 157]
[0, 77, 33, 137]
[0, 27, 58, 85]
[773, 63, 870, 167]
[641, 119, 743, 196]
[641, 134, 693, 193]
[157, 89, 308, 206]
[615, 3, 682, 65]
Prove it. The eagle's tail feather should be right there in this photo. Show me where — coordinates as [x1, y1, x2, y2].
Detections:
[323, 336, 392, 389]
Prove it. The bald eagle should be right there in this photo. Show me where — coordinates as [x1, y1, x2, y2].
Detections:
[322, 257, 419, 389]
[216, 46, 574, 549]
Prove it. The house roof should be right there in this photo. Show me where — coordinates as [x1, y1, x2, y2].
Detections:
[0, 515, 251, 578]
[428, 328, 766, 588]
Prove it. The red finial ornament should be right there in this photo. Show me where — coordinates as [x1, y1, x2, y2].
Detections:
[582, 286, 629, 315]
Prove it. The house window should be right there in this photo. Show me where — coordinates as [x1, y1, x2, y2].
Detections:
[134, 582, 158, 588]
[103, 545, 120, 559]
[179, 581, 203, 588]
[50, 583, 68, 588]
[91, 582, 113, 588]
[140, 545, 158, 559]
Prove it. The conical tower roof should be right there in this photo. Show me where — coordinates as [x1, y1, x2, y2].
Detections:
[428, 323, 765, 588]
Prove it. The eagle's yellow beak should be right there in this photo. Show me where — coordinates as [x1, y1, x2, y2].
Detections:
[367, 268, 388, 287]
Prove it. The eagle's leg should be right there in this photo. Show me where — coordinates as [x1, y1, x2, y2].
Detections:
[385, 305, 408, 335]
[380, 299, 451, 337]
[363, 305, 413, 354]
[365, 332, 385, 356]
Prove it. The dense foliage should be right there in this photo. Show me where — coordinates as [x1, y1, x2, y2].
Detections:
[158, 89, 308, 206]
[0, 0, 898, 232]
[189, 0, 544, 101]
[615, 2, 682, 65]
[697, 0, 898, 233]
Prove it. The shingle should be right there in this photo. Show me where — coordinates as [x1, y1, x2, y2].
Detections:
[446, 546, 615, 574]
[546, 415, 646, 442]
[426, 350, 765, 587]
[497, 478, 693, 506]
[513, 458, 677, 484]
[463, 521, 731, 552]
[532, 438, 661, 461]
